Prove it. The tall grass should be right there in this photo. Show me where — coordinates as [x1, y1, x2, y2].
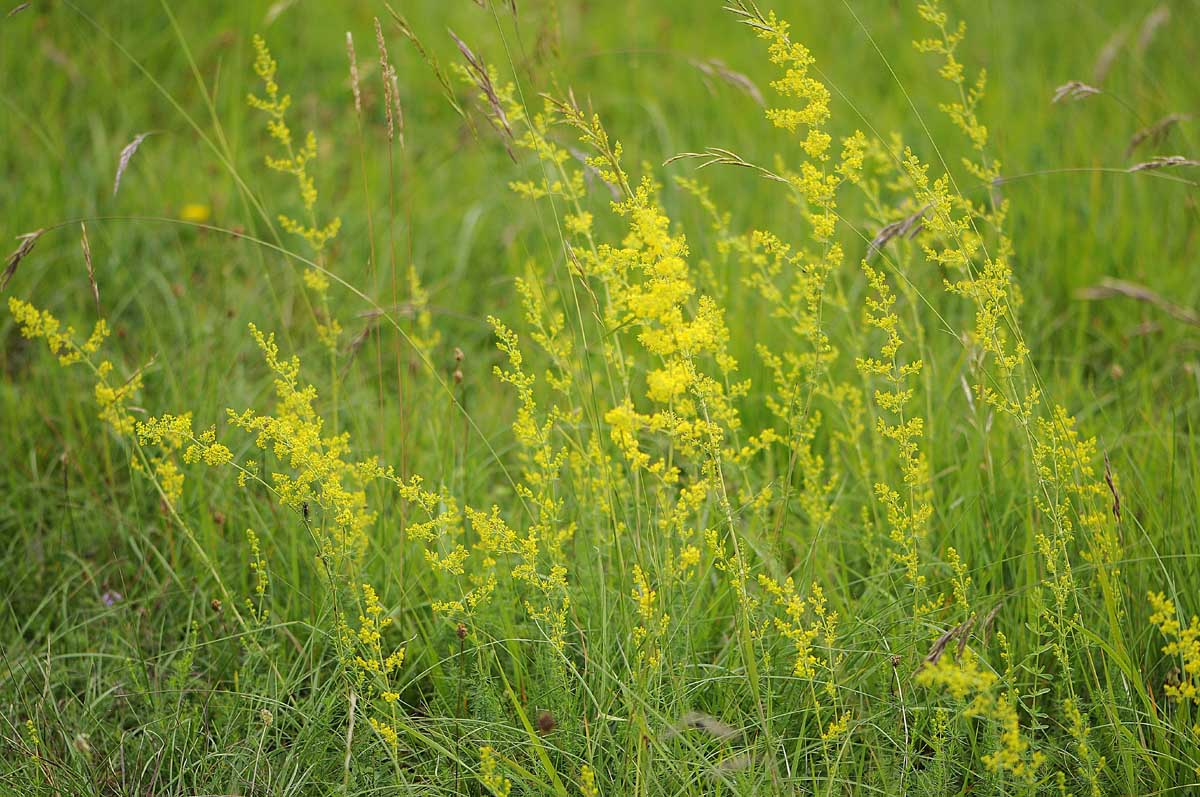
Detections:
[2, 1, 1199, 794]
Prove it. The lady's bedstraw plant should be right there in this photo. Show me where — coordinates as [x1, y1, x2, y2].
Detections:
[896, 0, 1130, 783]
[248, 35, 345, 424]
[248, 35, 343, 260]
[12, 3, 1191, 792]
[6, 298, 203, 506]
[1149, 592, 1200, 705]
[448, 7, 874, 774]
[855, 263, 934, 619]
[4, 298, 284, 686]
[721, 3, 870, 747]
[913, 0, 1123, 655]
[454, 60, 735, 681]
[138, 322, 425, 748]
[916, 650, 1044, 782]
[725, 3, 872, 551]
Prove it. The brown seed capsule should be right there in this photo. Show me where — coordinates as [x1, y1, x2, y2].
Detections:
[536, 710, 556, 734]
[454, 347, 464, 363]
[456, 622, 468, 640]
[211, 599, 222, 612]
[453, 369, 463, 384]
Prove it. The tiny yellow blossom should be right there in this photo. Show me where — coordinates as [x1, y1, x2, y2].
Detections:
[179, 203, 211, 224]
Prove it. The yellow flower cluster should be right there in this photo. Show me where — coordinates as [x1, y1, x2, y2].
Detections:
[8, 298, 190, 504]
[245, 528, 269, 623]
[579, 764, 599, 797]
[466, 502, 569, 652]
[347, 583, 405, 677]
[821, 710, 852, 743]
[1063, 698, 1107, 796]
[248, 35, 341, 254]
[506, 98, 589, 204]
[755, 12, 831, 160]
[224, 324, 378, 565]
[917, 652, 1044, 782]
[137, 414, 233, 468]
[248, 34, 343, 358]
[757, 575, 827, 678]
[1149, 591, 1200, 704]
[914, 2, 993, 167]
[855, 264, 933, 613]
[482, 317, 572, 652]
[631, 564, 668, 668]
[479, 745, 512, 797]
[8, 297, 106, 367]
[342, 583, 406, 747]
[592, 180, 743, 484]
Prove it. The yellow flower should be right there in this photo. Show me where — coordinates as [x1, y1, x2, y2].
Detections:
[180, 203, 211, 224]
[480, 746, 512, 797]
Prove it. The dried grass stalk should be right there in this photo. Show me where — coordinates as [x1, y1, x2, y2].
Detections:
[1127, 155, 1200, 173]
[1052, 81, 1101, 103]
[1127, 113, 1191, 156]
[1104, 452, 1121, 521]
[1137, 5, 1169, 53]
[717, 753, 753, 772]
[689, 57, 764, 106]
[868, 203, 930, 259]
[263, 0, 296, 25]
[385, 4, 464, 119]
[113, 132, 152, 197]
[916, 617, 976, 673]
[374, 17, 404, 147]
[1078, 277, 1200, 327]
[388, 64, 405, 150]
[1092, 27, 1127, 84]
[345, 32, 362, 116]
[346, 318, 378, 360]
[81, 222, 100, 314]
[668, 712, 741, 741]
[449, 28, 515, 161]
[2, 229, 44, 291]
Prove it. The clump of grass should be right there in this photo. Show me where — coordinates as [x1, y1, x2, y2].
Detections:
[4, 2, 1200, 795]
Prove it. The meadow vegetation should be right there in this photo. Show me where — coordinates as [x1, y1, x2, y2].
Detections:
[2, 1, 1199, 794]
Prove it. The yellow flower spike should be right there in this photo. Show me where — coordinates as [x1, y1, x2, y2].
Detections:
[917, 651, 1042, 782]
[245, 528, 269, 622]
[479, 746, 512, 797]
[8, 299, 198, 504]
[580, 764, 599, 797]
[1149, 591, 1200, 704]
[246, 34, 340, 257]
[821, 711, 852, 742]
[369, 717, 398, 749]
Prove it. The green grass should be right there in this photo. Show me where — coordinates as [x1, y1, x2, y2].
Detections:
[2, 1, 1199, 794]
